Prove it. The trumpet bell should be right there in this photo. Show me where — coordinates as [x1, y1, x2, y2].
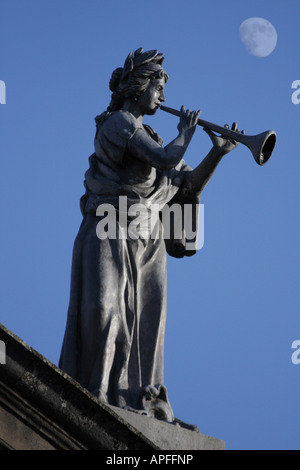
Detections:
[244, 130, 277, 166]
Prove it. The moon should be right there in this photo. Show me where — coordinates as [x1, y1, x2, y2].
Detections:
[239, 17, 277, 57]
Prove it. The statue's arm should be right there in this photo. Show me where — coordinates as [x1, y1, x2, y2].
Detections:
[181, 124, 243, 197]
[182, 147, 225, 196]
[127, 108, 201, 170]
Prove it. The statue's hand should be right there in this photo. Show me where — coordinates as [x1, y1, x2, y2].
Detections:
[177, 105, 201, 135]
[204, 122, 245, 155]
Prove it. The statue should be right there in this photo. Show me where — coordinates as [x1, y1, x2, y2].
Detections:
[59, 48, 245, 423]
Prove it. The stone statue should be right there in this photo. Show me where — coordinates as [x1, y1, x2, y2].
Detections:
[59, 48, 241, 423]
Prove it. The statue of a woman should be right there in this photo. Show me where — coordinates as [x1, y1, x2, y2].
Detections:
[59, 48, 241, 422]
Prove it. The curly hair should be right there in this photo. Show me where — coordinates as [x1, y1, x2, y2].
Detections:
[95, 48, 168, 126]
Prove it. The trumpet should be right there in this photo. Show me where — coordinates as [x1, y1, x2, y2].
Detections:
[160, 105, 276, 165]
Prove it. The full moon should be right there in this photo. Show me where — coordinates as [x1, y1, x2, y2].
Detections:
[239, 17, 277, 57]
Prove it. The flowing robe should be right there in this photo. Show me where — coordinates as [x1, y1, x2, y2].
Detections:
[59, 110, 199, 412]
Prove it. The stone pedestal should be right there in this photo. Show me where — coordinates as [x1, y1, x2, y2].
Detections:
[0, 323, 224, 451]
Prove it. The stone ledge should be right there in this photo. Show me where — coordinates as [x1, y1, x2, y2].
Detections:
[109, 406, 225, 450]
[0, 323, 224, 450]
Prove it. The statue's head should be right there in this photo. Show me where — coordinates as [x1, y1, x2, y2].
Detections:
[108, 48, 169, 112]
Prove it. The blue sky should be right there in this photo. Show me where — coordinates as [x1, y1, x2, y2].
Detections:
[1, 0, 299, 450]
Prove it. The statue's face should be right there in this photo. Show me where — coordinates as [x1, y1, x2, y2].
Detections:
[137, 77, 166, 115]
